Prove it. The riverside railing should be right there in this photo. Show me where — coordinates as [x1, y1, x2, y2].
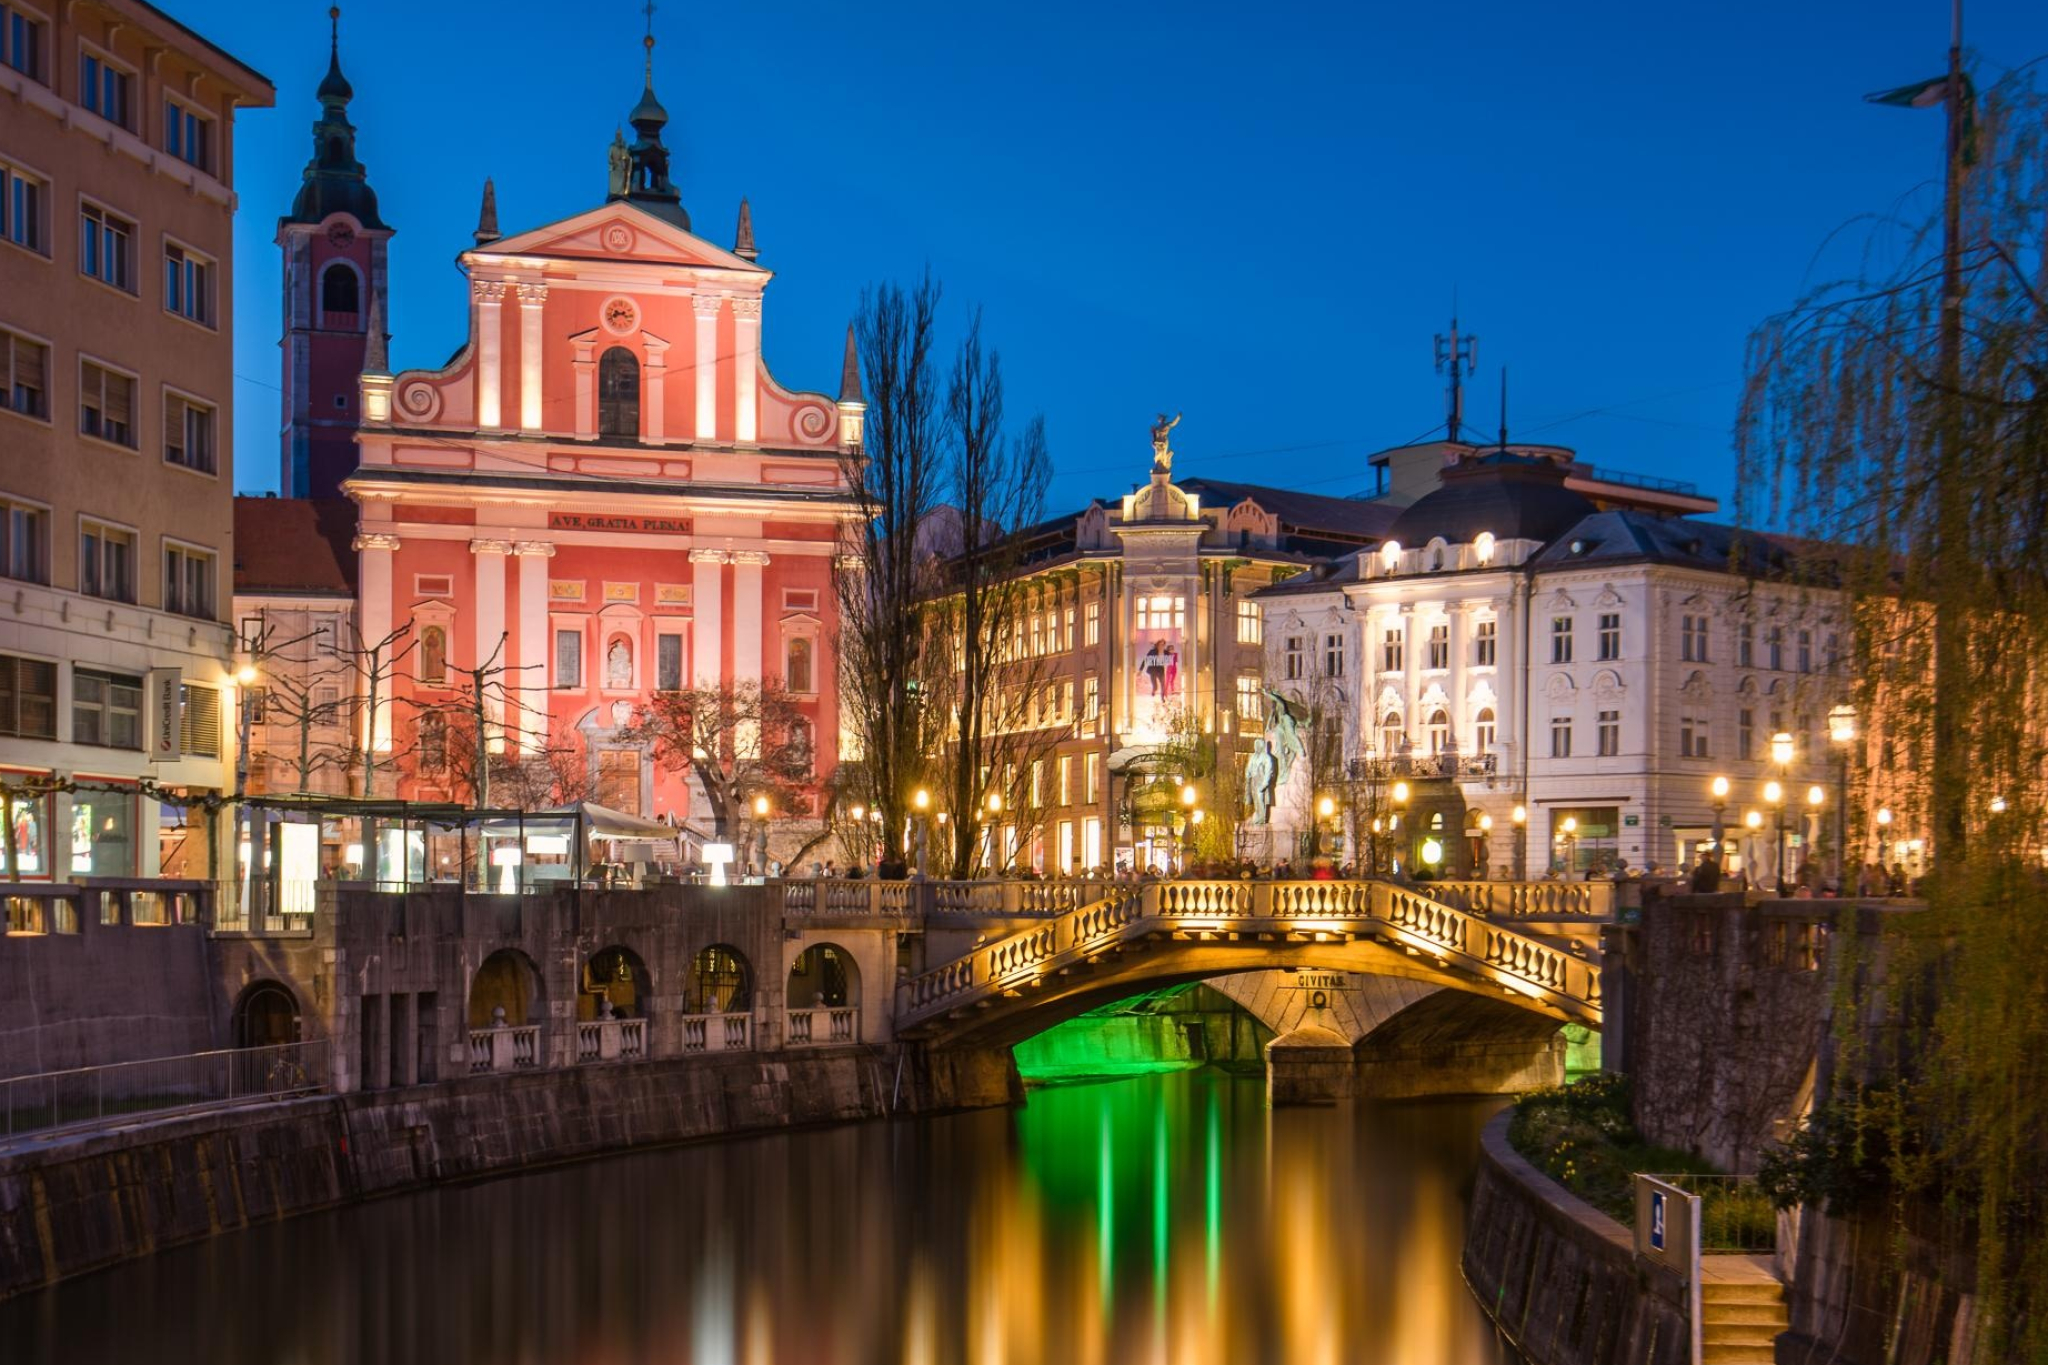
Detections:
[0, 1041, 329, 1141]
[1642, 1172, 1777, 1254]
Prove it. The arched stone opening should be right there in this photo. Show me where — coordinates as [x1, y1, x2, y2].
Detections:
[231, 980, 301, 1049]
[469, 947, 544, 1029]
[787, 942, 860, 1009]
[685, 943, 752, 1013]
[579, 944, 650, 1021]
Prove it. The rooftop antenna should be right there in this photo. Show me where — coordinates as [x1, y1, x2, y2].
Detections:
[1497, 366, 1510, 453]
[1434, 295, 1477, 443]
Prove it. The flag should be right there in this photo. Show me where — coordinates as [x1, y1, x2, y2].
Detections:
[1865, 72, 1978, 166]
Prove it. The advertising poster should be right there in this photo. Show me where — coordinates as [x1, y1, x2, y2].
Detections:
[1130, 594, 1185, 737]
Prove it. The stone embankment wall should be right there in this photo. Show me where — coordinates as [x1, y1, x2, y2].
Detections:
[0, 1042, 1016, 1302]
[0, 915, 217, 1078]
[1462, 1111, 1689, 1365]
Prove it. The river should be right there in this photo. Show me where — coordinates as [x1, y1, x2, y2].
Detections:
[0, 1070, 1516, 1364]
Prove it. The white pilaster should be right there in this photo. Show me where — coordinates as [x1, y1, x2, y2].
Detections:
[690, 549, 728, 686]
[571, 335, 596, 439]
[472, 538, 511, 746]
[1448, 603, 1469, 748]
[514, 541, 555, 754]
[644, 333, 669, 442]
[354, 532, 400, 754]
[517, 283, 547, 432]
[732, 296, 760, 446]
[692, 293, 721, 442]
[1401, 605, 1421, 751]
[475, 281, 506, 430]
[731, 550, 769, 682]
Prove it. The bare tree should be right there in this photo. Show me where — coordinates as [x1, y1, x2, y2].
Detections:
[834, 276, 947, 864]
[618, 680, 819, 841]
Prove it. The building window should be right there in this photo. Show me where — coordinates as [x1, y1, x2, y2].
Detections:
[1681, 714, 1709, 759]
[1381, 627, 1403, 673]
[1597, 613, 1621, 661]
[1029, 760, 1042, 807]
[1084, 752, 1100, 803]
[1737, 620, 1754, 668]
[320, 261, 359, 319]
[598, 346, 640, 438]
[1379, 711, 1403, 756]
[0, 652, 56, 738]
[418, 712, 447, 770]
[1236, 599, 1262, 645]
[1550, 616, 1573, 664]
[180, 684, 221, 757]
[1474, 706, 1496, 751]
[1738, 707, 1755, 760]
[1083, 675, 1100, 719]
[1427, 622, 1449, 670]
[1425, 708, 1450, 755]
[164, 243, 215, 325]
[1550, 716, 1572, 758]
[79, 360, 135, 446]
[0, 328, 46, 419]
[1056, 755, 1071, 806]
[73, 668, 142, 749]
[164, 392, 216, 472]
[79, 519, 134, 601]
[1134, 595, 1184, 631]
[786, 636, 814, 694]
[1236, 673, 1262, 723]
[1283, 636, 1304, 681]
[555, 629, 583, 688]
[1474, 618, 1496, 667]
[1, 5, 44, 81]
[0, 159, 44, 252]
[79, 203, 134, 292]
[163, 542, 214, 618]
[1766, 626, 1783, 671]
[163, 99, 213, 172]
[416, 625, 447, 685]
[1323, 632, 1345, 677]
[656, 634, 684, 691]
[1797, 629, 1813, 674]
[1, 495, 47, 583]
[79, 49, 131, 127]
[1084, 601, 1100, 646]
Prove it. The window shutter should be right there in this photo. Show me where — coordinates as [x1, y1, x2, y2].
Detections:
[180, 683, 221, 757]
[15, 337, 43, 391]
[105, 370, 131, 427]
[165, 394, 184, 457]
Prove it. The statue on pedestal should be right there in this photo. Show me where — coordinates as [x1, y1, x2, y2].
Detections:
[1150, 411, 1182, 475]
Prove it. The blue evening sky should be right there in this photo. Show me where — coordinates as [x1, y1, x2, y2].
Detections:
[183, 0, 2047, 517]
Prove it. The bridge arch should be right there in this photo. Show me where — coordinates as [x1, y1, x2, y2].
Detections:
[580, 944, 651, 1020]
[469, 948, 545, 1029]
[231, 980, 302, 1048]
[787, 942, 860, 1010]
[685, 943, 753, 1013]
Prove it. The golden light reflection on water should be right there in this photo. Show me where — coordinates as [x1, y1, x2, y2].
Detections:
[0, 1073, 1516, 1365]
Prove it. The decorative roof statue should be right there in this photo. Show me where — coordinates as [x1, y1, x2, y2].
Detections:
[1150, 411, 1182, 475]
[607, 131, 631, 199]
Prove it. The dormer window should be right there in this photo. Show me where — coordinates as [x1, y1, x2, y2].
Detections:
[598, 347, 639, 438]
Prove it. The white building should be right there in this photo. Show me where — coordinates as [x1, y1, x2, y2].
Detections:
[1254, 447, 1848, 882]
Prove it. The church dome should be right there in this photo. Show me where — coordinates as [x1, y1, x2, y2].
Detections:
[1386, 450, 1596, 549]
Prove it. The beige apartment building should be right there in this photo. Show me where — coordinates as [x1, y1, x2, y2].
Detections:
[0, 0, 271, 882]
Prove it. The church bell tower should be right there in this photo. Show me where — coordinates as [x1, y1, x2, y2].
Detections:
[276, 7, 392, 500]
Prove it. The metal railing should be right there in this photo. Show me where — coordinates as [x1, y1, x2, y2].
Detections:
[0, 1040, 329, 1140]
[1643, 1172, 1777, 1253]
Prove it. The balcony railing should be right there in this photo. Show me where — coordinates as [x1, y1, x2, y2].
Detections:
[0, 1040, 328, 1141]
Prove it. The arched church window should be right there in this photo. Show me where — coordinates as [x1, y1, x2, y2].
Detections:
[1426, 708, 1450, 755]
[1474, 706, 1497, 752]
[320, 262, 359, 321]
[1379, 711, 1404, 757]
[417, 625, 447, 685]
[599, 347, 640, 438]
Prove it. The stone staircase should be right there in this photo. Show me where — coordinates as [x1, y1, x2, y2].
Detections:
[1700, 1255, 1789, 1364]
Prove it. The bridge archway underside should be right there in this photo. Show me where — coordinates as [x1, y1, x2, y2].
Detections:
[896, 882, 1604, 1050]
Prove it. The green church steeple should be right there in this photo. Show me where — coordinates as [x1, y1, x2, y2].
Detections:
[285, 7, 387, 231]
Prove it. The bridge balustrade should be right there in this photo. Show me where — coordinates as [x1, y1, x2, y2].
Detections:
[1420, 879, 1615, 919]
[679, 1013, 753, 1053]
[785, 1006, 859, 1046]
[467, 1024, 542, 1074]
[574, 1018, 648, 1064]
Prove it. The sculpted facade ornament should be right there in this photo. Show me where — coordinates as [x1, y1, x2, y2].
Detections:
[1149, 411, 1182, 475]
[353, 532, 401, 552]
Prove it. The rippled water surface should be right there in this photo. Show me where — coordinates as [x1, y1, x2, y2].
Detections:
[2, 1071, 1515, 1364]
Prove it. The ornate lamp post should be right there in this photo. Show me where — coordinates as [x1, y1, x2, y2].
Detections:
[1769, 730, 1796, 895]
[1180, 782, 1199, 872]
[912, 786, 930, 879]
[1805, 785, 1826, 885]
[1827, 705, 1856, 889]
[1744, 809, 1763, 888]
[1391, 781, 1411, 876]
[1560, 815, 1579, 877]
[1764, 779, 1787, 896]
[1511, 803, 1528, 882]
[1875, 806, 1893, 876]
[1709, 775, 1730, 862]
[752, 793, 771, 876]
[1315, 793, 1336, 862]
[1474, 811, 1493, 880]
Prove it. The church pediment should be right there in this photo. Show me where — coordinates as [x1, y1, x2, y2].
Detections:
[473, 203, 765, 275]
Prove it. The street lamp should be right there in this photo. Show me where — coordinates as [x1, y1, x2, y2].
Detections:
[1764, 777, 1788, 896]
[1744, 809, 1763, 888]
[1391, 781, 1412, 875]
[1560, 815, 1579, 877]
[1474, 811, 1494, 880]
[752, 794, 771, 876]
[912, 787, 931, 879]
[1709, 775, 1730, 864]
[1316, 793, 1336, 861]
[1511, 803, 1528, 882]
[1827, 705, 1855, 890]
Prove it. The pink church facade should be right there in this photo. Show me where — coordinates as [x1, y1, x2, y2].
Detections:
[285, 38, 862, 825]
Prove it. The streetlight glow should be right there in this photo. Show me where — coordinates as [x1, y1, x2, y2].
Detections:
[1181, 783, 1198, 808]
[850, 804, 864, 822]
[753, 794, 770, 817]
[1877, 807, 1893, 827]
[1392, 781, 1411, 805]
[1479, 813, 1494, 832]
[1764, 780, 1784, 805]
[1420, 838, 1443, 867]
[986, 792, 1003, 814]
[1991, 795, 2009, 814]
[1806, 785, 1825, 808]
[1827, 704, 1857, 745]
[1511, 804, 1526, 825]
[1745, 810, 1763, 830]
[235, 663, 258, 685]
[1770, 731, 1795, 766]
[913, 788, 930, 811]
[1711, 776, 1730, 800]
[1317, 795, 1335, 819]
